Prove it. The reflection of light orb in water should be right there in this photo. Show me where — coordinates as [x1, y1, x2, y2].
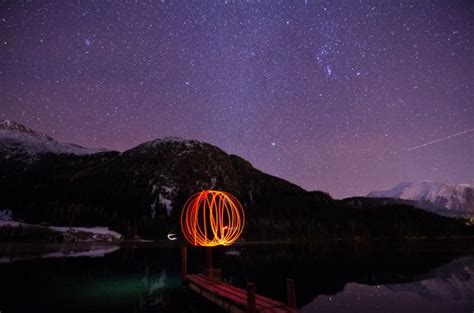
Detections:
[180, 190, 245, 247]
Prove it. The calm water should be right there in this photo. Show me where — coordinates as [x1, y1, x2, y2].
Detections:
[0, 240, 473, 313]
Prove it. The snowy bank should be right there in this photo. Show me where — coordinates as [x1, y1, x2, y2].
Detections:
[0, 220, 123, 242]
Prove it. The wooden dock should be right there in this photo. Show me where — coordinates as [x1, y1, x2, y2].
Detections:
[185, 274, 298, 313]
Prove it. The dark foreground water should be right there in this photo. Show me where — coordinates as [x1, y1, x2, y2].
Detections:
[0, 240, 473, 313]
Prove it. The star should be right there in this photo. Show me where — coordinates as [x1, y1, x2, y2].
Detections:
[325, 65, 333, 77]
[2, 1, 472, 198]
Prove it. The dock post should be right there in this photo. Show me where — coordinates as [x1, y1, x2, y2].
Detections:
[247, 283, 256, 313]
[286, 278, 296, 308]
[206, 247, 213, 278]
[181, 246, 187, 281]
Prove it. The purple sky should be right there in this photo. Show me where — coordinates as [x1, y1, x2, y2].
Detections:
[1, 1, 473, 198]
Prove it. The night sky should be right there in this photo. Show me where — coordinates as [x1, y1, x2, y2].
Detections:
[1, 1, 473, 198]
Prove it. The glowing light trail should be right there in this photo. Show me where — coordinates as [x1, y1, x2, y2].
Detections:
[406, 128, 474, 151]
[180, 190, 245, 247]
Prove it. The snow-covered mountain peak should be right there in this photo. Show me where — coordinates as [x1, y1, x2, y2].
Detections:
[147, 136, 204, 147]
[368, 181, 474, 217]
[0, 120, 53, 140]
[0, 120, 30, 131]
[130, 136, 213, 154]
[0, 119, 109, 157]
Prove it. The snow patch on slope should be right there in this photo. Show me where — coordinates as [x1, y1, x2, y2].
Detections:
[49, 226, 123, 240]
[150, 181, 176, 217]
[158, 194, 173, 215]
[140, 137, 204, 151]
[0, 209, 13, 221]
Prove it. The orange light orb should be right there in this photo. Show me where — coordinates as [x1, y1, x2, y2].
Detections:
[180, 190, 245, 247]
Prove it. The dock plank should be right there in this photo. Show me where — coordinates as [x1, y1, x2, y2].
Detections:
[185, 274, 298, 312]
[190, 274, 287, 309]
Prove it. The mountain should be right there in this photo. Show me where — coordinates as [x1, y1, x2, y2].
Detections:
[0, 119, 111, 178]
[1, 121, 472, 241]
[0, 120, 108, 159]
[368, 181, 474, 218]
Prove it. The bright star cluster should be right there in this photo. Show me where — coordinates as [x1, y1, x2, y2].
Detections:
[1, 1, 473, 198]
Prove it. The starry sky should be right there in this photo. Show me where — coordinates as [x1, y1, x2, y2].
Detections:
[1, 1, 473, 198]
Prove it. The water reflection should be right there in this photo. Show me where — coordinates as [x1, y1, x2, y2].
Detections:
[302, 257, 474, 313]
[142, 267, 167, 306]
[0, 243, 221, 313]
[0, 242, 472, 313]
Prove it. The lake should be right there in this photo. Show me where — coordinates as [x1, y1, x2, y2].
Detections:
[0, 240, 473, 313]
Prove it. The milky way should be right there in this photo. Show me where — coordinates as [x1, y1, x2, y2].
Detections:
[1, 1, 473, 198]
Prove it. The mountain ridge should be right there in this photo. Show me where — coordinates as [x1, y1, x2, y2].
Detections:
[1, 120, 472, 240]
[368, 181, 474, 218]
[0, 119, 109, 158]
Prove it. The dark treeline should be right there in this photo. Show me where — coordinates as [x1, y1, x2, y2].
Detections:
[1, 139, 473, 241]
